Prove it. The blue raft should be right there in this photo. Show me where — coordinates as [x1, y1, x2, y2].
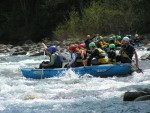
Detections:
[21, 64, 132, 79]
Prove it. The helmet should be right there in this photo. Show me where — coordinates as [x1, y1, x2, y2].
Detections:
[126, 34, 131, 38]
[109, 37, 113, 39]
[112, 35, 116, 39]
[122, 37, 130, 42]
[87, 35, 91, 38]
[117, 35, 121, 39]
[135, 34, 138, 37]
[78, 44, 85, 49]
[109, 44, 115, 49]
[48, 46, 57, 52]
[69, 45, 76, 50]
[89, 42, 96, 47]
[99, 36, 103, 40]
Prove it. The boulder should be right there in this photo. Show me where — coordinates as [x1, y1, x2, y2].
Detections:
[134, 95, 150, 101]
[123, 92, 147, 101]
[11, 51, 27, 55]
[123, 91, 150, 101]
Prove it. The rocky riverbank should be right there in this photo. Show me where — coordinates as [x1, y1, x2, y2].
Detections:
[0, 38, 150, 60]
[0, 39, 84, 56]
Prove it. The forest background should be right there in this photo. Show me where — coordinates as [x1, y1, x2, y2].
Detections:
[0, 0, 150, 44]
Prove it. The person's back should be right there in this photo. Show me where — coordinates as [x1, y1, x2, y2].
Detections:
[39, 45, 63, 68]
[53, 52, 63, 68]
[116, 37, 138, 67]
[65, 45, 83, 68]
[119, 44, 134, 62]
[87, 42, 107, 66]
[106, 44, 116, 64]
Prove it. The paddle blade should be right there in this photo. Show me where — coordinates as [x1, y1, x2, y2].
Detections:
[136, 68, 144, 74]
[131, 64, 144, 74]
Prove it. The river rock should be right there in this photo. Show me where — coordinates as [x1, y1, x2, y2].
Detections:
[11, 51, 27, 55]
[123, 91, 147, 101]
[140, 53, 150, 60]
[30, 52, 44, 56]
[134, 95, 150, 101]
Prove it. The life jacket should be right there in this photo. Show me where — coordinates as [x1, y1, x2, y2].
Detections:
[70, 52, 83, 67]
[75, 52, 83, 63]
[98, 40, 108, 48]
[53, 53, 63, 68]
[119, 44, 134, 59]
[76, 48, 87, 60]
[75, 52, 83, 67]
[96, 48, 107, 64]
[107, 49, 116, 64]
[115, 40, 121, 45]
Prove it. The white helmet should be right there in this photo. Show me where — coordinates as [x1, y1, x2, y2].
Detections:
[87, 35, 91, 38]
[122, 37, 130, 42]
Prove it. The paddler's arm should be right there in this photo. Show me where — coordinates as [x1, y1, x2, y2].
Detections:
[42, 43, 51, 54]
[68, 53, 76, 67]
[42, 43, 47, 49]
[48, 54, 56, 66]
[42, 54, 56, 67]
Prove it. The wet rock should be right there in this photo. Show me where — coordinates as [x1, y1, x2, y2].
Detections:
[11, 51, 27, 55]
[30, 52, 44, 56]
[0, 48, 7, 53]
[134, 95, 150, 101]
[140, 53, 150, 60]
[22, 44, 30, 51]
[123, 91, 150, 101]
[142, 37, 150, 45]
[24, 40, 34, 45]
[0, 44, 9, 53]
[12, 46, 24, 51]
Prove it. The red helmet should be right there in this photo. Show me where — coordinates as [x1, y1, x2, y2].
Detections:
[78, 44, 85, 49]
[69, 45, 76, 50]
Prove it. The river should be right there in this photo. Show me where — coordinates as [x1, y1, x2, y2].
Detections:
[0, 49, 150, 113]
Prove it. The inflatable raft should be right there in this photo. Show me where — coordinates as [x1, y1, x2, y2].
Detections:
[21, 64, 132, 79]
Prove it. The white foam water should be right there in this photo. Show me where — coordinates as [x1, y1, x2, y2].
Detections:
[0, 49, 149, 113]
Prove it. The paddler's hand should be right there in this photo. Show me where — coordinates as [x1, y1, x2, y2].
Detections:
[66, 64, 71, 68]
[42, 63, 49, 67]
[83, 59, 87, 66]
[42, 43, 47, 50]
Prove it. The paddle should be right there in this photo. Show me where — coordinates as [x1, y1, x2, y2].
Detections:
[42, 43, 48, 50]
[122, 49, 143, 74]
[126, 56, 143, 74]
[131, 60, 143, 74]
[40, 43, 48, 79]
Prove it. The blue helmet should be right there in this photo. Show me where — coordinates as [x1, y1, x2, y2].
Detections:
[48, 46, 57, 52]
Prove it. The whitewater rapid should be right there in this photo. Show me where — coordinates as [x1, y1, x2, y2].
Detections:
[0, 49, 149, 113]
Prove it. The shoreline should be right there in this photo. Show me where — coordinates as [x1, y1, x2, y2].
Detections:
[0, 37, 149, 57]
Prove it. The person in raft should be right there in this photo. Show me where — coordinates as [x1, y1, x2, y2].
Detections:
[106, 43, 116, 64]
[64, 44, 83, 68]
[39, 43, 63, 68]
[116, 37, 139, 67]
[84, 42, 107, 66]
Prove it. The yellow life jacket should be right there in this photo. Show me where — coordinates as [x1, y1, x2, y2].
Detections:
[119, 48, 129, 58]
[108, 58, 116, 64]
[96, 48, 107, 64]
[115, 40, 121, 45]
[99, 41, 108, 48]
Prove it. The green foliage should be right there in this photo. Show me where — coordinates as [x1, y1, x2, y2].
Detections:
[53, 0, 150, 39]
[0, 0, 150, 43]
